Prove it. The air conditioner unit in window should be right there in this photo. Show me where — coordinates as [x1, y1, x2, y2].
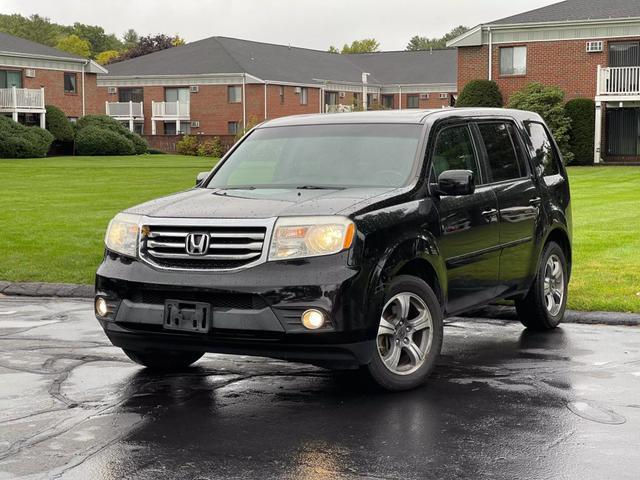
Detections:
[372, 94, 378, 100]
[339, 91, 346, 98]
[190, 121, 200, 128]
[107, 87, 117, 94]
[420, 93, 429, 100]
[25, 69, 36, 78]
[586, 41, 603, 53]
[294, 87, 302, 94]
[190, 85, 199, 93]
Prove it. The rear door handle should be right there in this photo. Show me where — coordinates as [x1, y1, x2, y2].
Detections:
[529, 197, 542, 206]
[482, 208, 498, 217]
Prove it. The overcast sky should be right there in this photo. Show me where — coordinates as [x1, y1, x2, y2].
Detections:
[1, 0, 559, 51]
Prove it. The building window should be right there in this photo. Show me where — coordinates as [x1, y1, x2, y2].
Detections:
[407, 95, 419, 109]
[228, 85, 242, 103]
[118, 87, 144, 103]
[279, 86, 285, 104]
[228, 121, 240, 135]
[299, 87, 308, 105]
[382, 95, 394, 109]
[353, 92, 360, 107]
[64, 73, 77, 93]
[500, 46, 527, 76]
[439, 93, 449, 99]
[0, 70, 22, 88]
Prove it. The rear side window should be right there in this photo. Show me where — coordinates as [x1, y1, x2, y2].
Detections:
[431, 125, 479, 180]
[477, 122, 525, 182]
[526, 122, 560, 177]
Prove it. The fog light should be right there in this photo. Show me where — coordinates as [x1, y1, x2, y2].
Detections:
[95, 297, 109, 317]
[301, 309, 325, 330]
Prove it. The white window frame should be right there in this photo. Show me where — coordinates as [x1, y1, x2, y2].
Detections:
[500, 46, 527, 76]
[228, 85, 242, 104]
[299, 87, 308, 105]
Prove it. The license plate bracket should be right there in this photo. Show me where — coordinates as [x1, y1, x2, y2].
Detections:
[163, 300, 211, 333]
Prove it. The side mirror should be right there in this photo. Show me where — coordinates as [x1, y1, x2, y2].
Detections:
[435, 170, 475, 196]
[195, 171, 209, 186]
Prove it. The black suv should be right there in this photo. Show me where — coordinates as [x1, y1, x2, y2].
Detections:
[96, 108, 571, 391]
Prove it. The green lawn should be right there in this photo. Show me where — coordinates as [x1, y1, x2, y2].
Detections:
[0, 157, 638, 313]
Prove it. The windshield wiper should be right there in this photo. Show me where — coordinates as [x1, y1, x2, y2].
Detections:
[295, 185, 343, 190]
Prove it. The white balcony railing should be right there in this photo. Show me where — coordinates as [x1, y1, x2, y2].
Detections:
[151, 101, 190, 119]
[597, 65, 640, 96]
[105, 101, 143, 118]
[325, 104, 354, 113]
[0, 87, 45, 111]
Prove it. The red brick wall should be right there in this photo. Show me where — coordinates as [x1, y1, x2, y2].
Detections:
[378, 92, 453, 110]
[22, 68, 101, 117]
[458, 37, 640, 103]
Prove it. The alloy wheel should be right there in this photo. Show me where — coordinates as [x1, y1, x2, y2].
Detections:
[543, 254, 565, 316]
[377, 292, 433, 375]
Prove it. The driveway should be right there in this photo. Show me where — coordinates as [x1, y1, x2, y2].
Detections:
[1, 296, 639, 479]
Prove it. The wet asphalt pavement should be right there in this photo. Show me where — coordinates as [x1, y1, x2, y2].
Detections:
[0, 296, 639, 480]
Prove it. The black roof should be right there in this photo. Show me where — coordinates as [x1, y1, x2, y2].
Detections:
[0, 31, 84, 60]
[490, 0, 640, 25]
[105, 36, 457, 87]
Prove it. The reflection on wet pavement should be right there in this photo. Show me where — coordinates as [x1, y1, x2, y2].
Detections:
[0, 297, 639, 479]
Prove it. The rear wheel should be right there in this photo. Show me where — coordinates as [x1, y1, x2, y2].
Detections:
[516, 241, 568, 330]
[365, 275, 443, 391]
[123, 349, 204, 371]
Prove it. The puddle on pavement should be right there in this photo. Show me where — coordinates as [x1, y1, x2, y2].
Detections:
[567, 401, 626, 425]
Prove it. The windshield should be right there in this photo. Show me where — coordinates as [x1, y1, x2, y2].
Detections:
[206, 124, 422, 189]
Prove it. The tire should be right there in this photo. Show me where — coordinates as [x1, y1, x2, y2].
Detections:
[516, 241, 568, 330]
[364, 275, 443, 391]
[123, 349, 204, 371]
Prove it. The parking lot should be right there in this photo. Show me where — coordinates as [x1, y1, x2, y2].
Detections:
[1, 296, 639, 480]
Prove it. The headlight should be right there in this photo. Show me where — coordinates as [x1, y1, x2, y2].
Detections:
[105, 213, 141, 258]
[268, 216, 355, 261]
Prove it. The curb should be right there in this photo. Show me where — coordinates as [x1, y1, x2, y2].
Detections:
[463, 305, 640, 327]
[0, 281, 93, 299]
[1, 281, 639, 327]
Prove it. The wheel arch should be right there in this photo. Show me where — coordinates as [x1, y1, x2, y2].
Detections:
[542, 226, 572, 279]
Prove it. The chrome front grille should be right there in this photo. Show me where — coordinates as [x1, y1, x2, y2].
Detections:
[139, 219, 273, 271]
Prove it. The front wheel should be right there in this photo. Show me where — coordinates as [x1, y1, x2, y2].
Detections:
[123, 349, 204, 371]
[365, 275, 443, 391]
[516, 241, 568, 330]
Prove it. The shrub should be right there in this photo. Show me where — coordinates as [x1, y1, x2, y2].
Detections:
[45, 105, 74, 142]
[76, 115, 147, 154]
[565, 98, 595, 165]
[508, 82, 574, 164]
[0, 116, 54, 158]
[197, 137, 225, 157]
[456, 80, 503, 108]
[76, 126, 135, 156]
[176, 135, 199, 156]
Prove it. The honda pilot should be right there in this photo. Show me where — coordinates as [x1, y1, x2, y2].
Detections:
[95, 108, 572, 391]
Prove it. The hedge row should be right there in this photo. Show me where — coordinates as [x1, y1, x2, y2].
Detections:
[0, 116, 54, 158]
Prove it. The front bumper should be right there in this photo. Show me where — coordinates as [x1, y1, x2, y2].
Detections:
[95, 250, 379, 368]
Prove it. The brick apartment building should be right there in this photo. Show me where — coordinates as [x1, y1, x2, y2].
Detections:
[96, 36, 457, 137]
[447, 0, 640, 163]
[0, 32, 106, 127]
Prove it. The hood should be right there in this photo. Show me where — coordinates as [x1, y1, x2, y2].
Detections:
[125, 187, 398, 219]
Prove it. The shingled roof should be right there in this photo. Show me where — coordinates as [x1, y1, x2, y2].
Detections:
[491, 0, 640, 25]
[104, 36, 457, 87]
[0, 31, 85, 60]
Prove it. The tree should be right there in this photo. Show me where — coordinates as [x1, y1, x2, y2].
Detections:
[45, 105, 74, 143]
[406, 26, 469, 51]
[96, 50, 120, 65]
[55, 34, 91, 58]
[0, 13, 61, 46]
[565, 98, 595, 165]
[328, 38, 380, 54]
[456, 80, 503, 108]
[508, 82, 574, 164]
[123, 29, 139, 48]
[65, 22, 122, 57]
[114, 34, 183, 61]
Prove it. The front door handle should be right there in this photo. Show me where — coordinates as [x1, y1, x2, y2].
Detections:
[482, 208, 498, 218]
[529, 197, 542, 207]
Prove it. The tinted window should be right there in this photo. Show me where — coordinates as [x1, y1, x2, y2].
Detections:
[431, 125, 479, 180]
[478, 122, 524, 182]
[526, 122, 559, 177]
[207, 124, 422, 189]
